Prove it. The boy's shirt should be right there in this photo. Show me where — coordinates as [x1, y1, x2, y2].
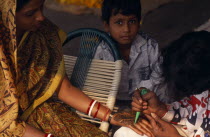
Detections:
[94, 32, 168, 101]
[162, 90, 210, 137]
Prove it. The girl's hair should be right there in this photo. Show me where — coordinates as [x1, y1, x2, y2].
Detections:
[101, 0, 141, 24]
[16, 0, 31, 11]
[161, 31, 210, 100]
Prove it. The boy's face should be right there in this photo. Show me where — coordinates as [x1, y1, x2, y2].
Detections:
[104, 13, 140, 46]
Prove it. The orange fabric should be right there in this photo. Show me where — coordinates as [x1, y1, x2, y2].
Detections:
[57, 0, 103, 8]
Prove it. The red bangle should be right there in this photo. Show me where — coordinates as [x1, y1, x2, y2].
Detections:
[93, 103, 100, 118]
[44, 133, 54, 137]
[102, 109, 110, 121]
[86, 100, 94, 114]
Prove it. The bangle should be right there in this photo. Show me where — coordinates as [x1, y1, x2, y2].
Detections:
[102, 108, 110, 121]
[88, 100, 97, 116]
[108, 111, 115, 123]
[44, 133, 54, 137]
[86, 100, 94, 114]
[93, 103, 101, 118]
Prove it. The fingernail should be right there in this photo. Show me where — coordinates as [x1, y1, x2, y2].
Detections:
[151, 113, 156, 118]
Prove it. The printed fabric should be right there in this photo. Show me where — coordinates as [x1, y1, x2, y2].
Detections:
[0, 0, 26, 136]
[162, 90, 210, 137]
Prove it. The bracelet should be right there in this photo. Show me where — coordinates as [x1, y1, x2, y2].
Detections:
[93, 103, 101, 118]
[102, 108, 110, 121]
[108, 111, 115, 123]
[88, 100, 97, 116]
[44, 133, 54, 137]
[86, 100, 94, 114]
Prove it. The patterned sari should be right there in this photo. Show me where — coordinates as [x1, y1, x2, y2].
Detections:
[0, 0, 107, 136]
[0, 0, 25, 136]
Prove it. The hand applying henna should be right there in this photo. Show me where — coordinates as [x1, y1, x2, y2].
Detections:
[132, 88, 168, 118]
[134, 88, 149, 123]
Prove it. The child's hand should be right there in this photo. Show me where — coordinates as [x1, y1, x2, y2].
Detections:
[131, 88, 167, 117]
[145, 113, 182, 137]
[131, 89, 149, 112]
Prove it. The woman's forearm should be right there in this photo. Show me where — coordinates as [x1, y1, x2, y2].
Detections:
[22, 124, 45, 137]
[57, 76, 111, 121]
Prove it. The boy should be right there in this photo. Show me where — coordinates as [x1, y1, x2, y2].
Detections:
[94, 0, 166, 102]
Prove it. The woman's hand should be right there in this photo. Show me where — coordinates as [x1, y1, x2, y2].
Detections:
[145, 113, 182, 137]
[131, 88, 167, 117]
[110, 111, 154, 137]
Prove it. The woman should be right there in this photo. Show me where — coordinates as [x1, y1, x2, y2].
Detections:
[0, 0, 152, 136]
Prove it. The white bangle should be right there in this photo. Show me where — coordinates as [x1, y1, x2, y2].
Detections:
[47, 134, 52, 137]
[88, 100, 97, 116]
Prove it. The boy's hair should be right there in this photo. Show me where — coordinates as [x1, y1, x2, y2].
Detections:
[17, 0, 31, 11]
[162, 31, 210, 100]
[101, 0, 141, 24]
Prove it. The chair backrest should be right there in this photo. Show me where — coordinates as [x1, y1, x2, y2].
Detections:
[63, 28, 122, 132]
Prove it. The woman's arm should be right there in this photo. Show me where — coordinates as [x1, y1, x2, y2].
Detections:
[57, 76, 111, 121]
[57, 76, 153, 136]
[23, 76, 109, 137]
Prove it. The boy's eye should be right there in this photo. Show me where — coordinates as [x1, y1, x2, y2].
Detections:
[115, 20, 123, 25]
[129, 19, 137, 24]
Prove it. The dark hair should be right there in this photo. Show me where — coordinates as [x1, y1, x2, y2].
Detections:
[161, 31, 210, 100]
[101, 0, 141, 24]
[16, 0, 31, 11]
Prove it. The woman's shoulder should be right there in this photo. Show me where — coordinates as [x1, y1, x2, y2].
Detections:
[40, 19, 59, 31]
[38, 19, 66, 44]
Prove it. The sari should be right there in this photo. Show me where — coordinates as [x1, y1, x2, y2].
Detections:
[0, 0, 25, 136]
[0, 0, 108, 136]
